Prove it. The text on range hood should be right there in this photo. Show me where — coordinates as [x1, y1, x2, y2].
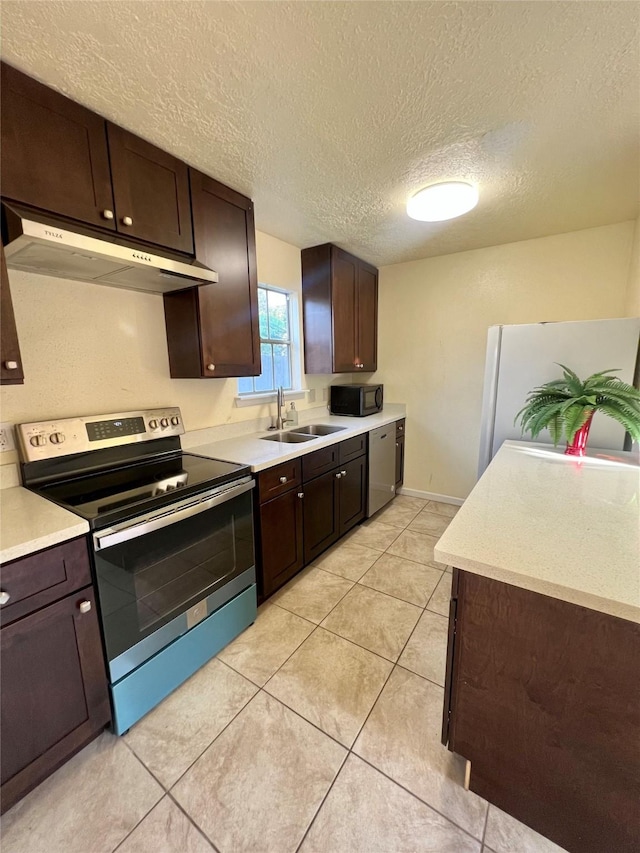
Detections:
[1, 204, 218, 294]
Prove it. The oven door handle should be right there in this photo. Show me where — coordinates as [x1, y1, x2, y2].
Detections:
[93, 478, 255, 551]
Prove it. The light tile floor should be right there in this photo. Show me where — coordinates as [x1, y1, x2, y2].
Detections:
[2, 498, 568, 853]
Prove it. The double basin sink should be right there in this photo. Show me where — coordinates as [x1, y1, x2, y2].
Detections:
[261, 424, 346, 443]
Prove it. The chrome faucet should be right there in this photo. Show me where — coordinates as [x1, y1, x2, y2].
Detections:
[276, 386, 287, 430]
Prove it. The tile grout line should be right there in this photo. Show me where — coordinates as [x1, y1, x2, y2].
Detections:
[293, 750, 350, 853]
[481, 797, 491, 850]
[268, 561, 360, 634]
[148, 684, 259, 796]
[110, 745, 168, 853]
[353, 751, 487, 847]
[315, 537, 448, 611]
[284, 550, 457, 850]
[166, 789, 222, 853]
[121, 503, 457, 851]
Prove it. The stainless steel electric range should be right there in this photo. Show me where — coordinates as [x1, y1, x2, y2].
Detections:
[18, 408, 257, 734]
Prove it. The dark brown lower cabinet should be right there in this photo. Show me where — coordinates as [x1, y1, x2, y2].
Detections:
[255, 437, 370, 599]
[1, 586, 111, 813]
[302, 469, 341, 565]
[444, 569, 640, 853]
[257, 489, 304, 599]
[338, 455, 367, 536]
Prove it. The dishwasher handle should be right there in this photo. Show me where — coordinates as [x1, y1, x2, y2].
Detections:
[94, 478, 254, 551]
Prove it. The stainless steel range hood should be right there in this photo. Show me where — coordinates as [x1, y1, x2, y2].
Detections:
[2, 203, 218, 293]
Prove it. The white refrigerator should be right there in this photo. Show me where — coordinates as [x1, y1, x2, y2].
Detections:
[478, 317, 640, 476]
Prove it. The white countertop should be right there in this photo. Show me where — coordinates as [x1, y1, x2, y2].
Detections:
[0, 486, 90, 564]
[435, 441, 640, 624]
[190, 404, 406, 472]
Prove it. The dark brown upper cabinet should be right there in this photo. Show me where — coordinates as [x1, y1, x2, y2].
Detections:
[302, 244, 378, 374]
[1, 63, 192, 254]
[0, 63, 115, 230]
[106, 123, 193, 254]
[163, 170, 260, 378]
[1, 243, 23, 385]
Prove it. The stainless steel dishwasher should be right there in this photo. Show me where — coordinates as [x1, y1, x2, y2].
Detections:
[367, 424, 396, 517]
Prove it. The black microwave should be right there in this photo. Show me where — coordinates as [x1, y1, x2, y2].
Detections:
[330, 384, 383, 417]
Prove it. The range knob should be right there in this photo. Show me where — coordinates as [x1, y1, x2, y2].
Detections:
[160, 418, 170, 428]
[50, 432, 65, 444]
[148, 419, 159, 430]
[29, 435, 47, 447]
[170, 416, 180, 426]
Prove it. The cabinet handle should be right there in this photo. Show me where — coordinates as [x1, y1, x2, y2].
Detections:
[0, 590, 10, 605]
[4, 361, 18, 370]
[78, 600, 92, 614]
[122, 216, 133, 226]
[396, 442, 399, 447]
[340, 470, 347, 477]
[101, 209, 114, 220]
[279, 476, 288, 484]
[206, 364, 216, 372]
[298, 492, 304, 499]
[335, 472, 342, 479]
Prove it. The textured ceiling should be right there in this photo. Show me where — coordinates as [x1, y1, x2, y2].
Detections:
[1, 1, 639, 266]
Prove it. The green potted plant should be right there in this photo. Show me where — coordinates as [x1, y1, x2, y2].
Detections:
[516, 364, 640, 456]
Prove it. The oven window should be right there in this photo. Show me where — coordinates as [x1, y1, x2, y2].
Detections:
[94, 488, 254, 662]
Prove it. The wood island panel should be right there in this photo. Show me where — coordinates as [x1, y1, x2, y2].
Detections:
[445, 569, 640, 853]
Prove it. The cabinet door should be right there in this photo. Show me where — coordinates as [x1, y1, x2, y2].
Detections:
[331, 248, 358, 372]
[107, 123, 193, 253]
[0, 588, 110, 813]
[1, 63, 115, 229]
[357, 261, 378, 371]
[338, 455, 367, 536]
[258, 490, 304, 598]
[0, 244, 23, 385]
[395, 434, 405, 488]
[303, 470, 340, 564]
[192, 172, 260, 377]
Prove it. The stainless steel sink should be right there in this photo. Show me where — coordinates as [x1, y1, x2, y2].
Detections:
[261, 432, 318, 443]
[292, 424, 346, 436]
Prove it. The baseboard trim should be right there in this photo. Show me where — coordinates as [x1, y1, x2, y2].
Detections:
[398, 487, 464, 506]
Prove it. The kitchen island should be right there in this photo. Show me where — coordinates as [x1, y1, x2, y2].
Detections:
[435, 441, 639, 853]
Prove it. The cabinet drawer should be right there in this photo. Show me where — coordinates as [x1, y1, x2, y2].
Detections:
[339, 434, 367, 464]
[396, 419, 406, 438]
[257, 459, 301, 503]
[0, 537, 91, 626]
[302, 444, 341, 482]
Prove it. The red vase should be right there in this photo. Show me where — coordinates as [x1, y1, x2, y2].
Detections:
[565, 412, 594, 457]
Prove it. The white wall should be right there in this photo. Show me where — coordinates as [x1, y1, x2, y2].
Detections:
[376, 220, 636, 500]
[0, 230, 334, 432]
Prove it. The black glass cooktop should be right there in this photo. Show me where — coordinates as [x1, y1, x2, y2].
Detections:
[32, 452, 250, 528]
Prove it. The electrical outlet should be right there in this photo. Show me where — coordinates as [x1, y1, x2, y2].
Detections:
[322, 387, 329, 401]
[0, 423, 16, 453]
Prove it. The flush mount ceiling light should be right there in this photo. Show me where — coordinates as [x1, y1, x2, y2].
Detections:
[407, 181, 479, 222]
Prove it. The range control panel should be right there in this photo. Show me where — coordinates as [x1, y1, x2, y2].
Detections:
[18, 408, 184, 462]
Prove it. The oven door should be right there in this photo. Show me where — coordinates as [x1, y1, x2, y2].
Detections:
[92, 477, 255, 682]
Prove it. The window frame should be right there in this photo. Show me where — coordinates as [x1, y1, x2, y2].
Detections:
[237, 283, 298, 399]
